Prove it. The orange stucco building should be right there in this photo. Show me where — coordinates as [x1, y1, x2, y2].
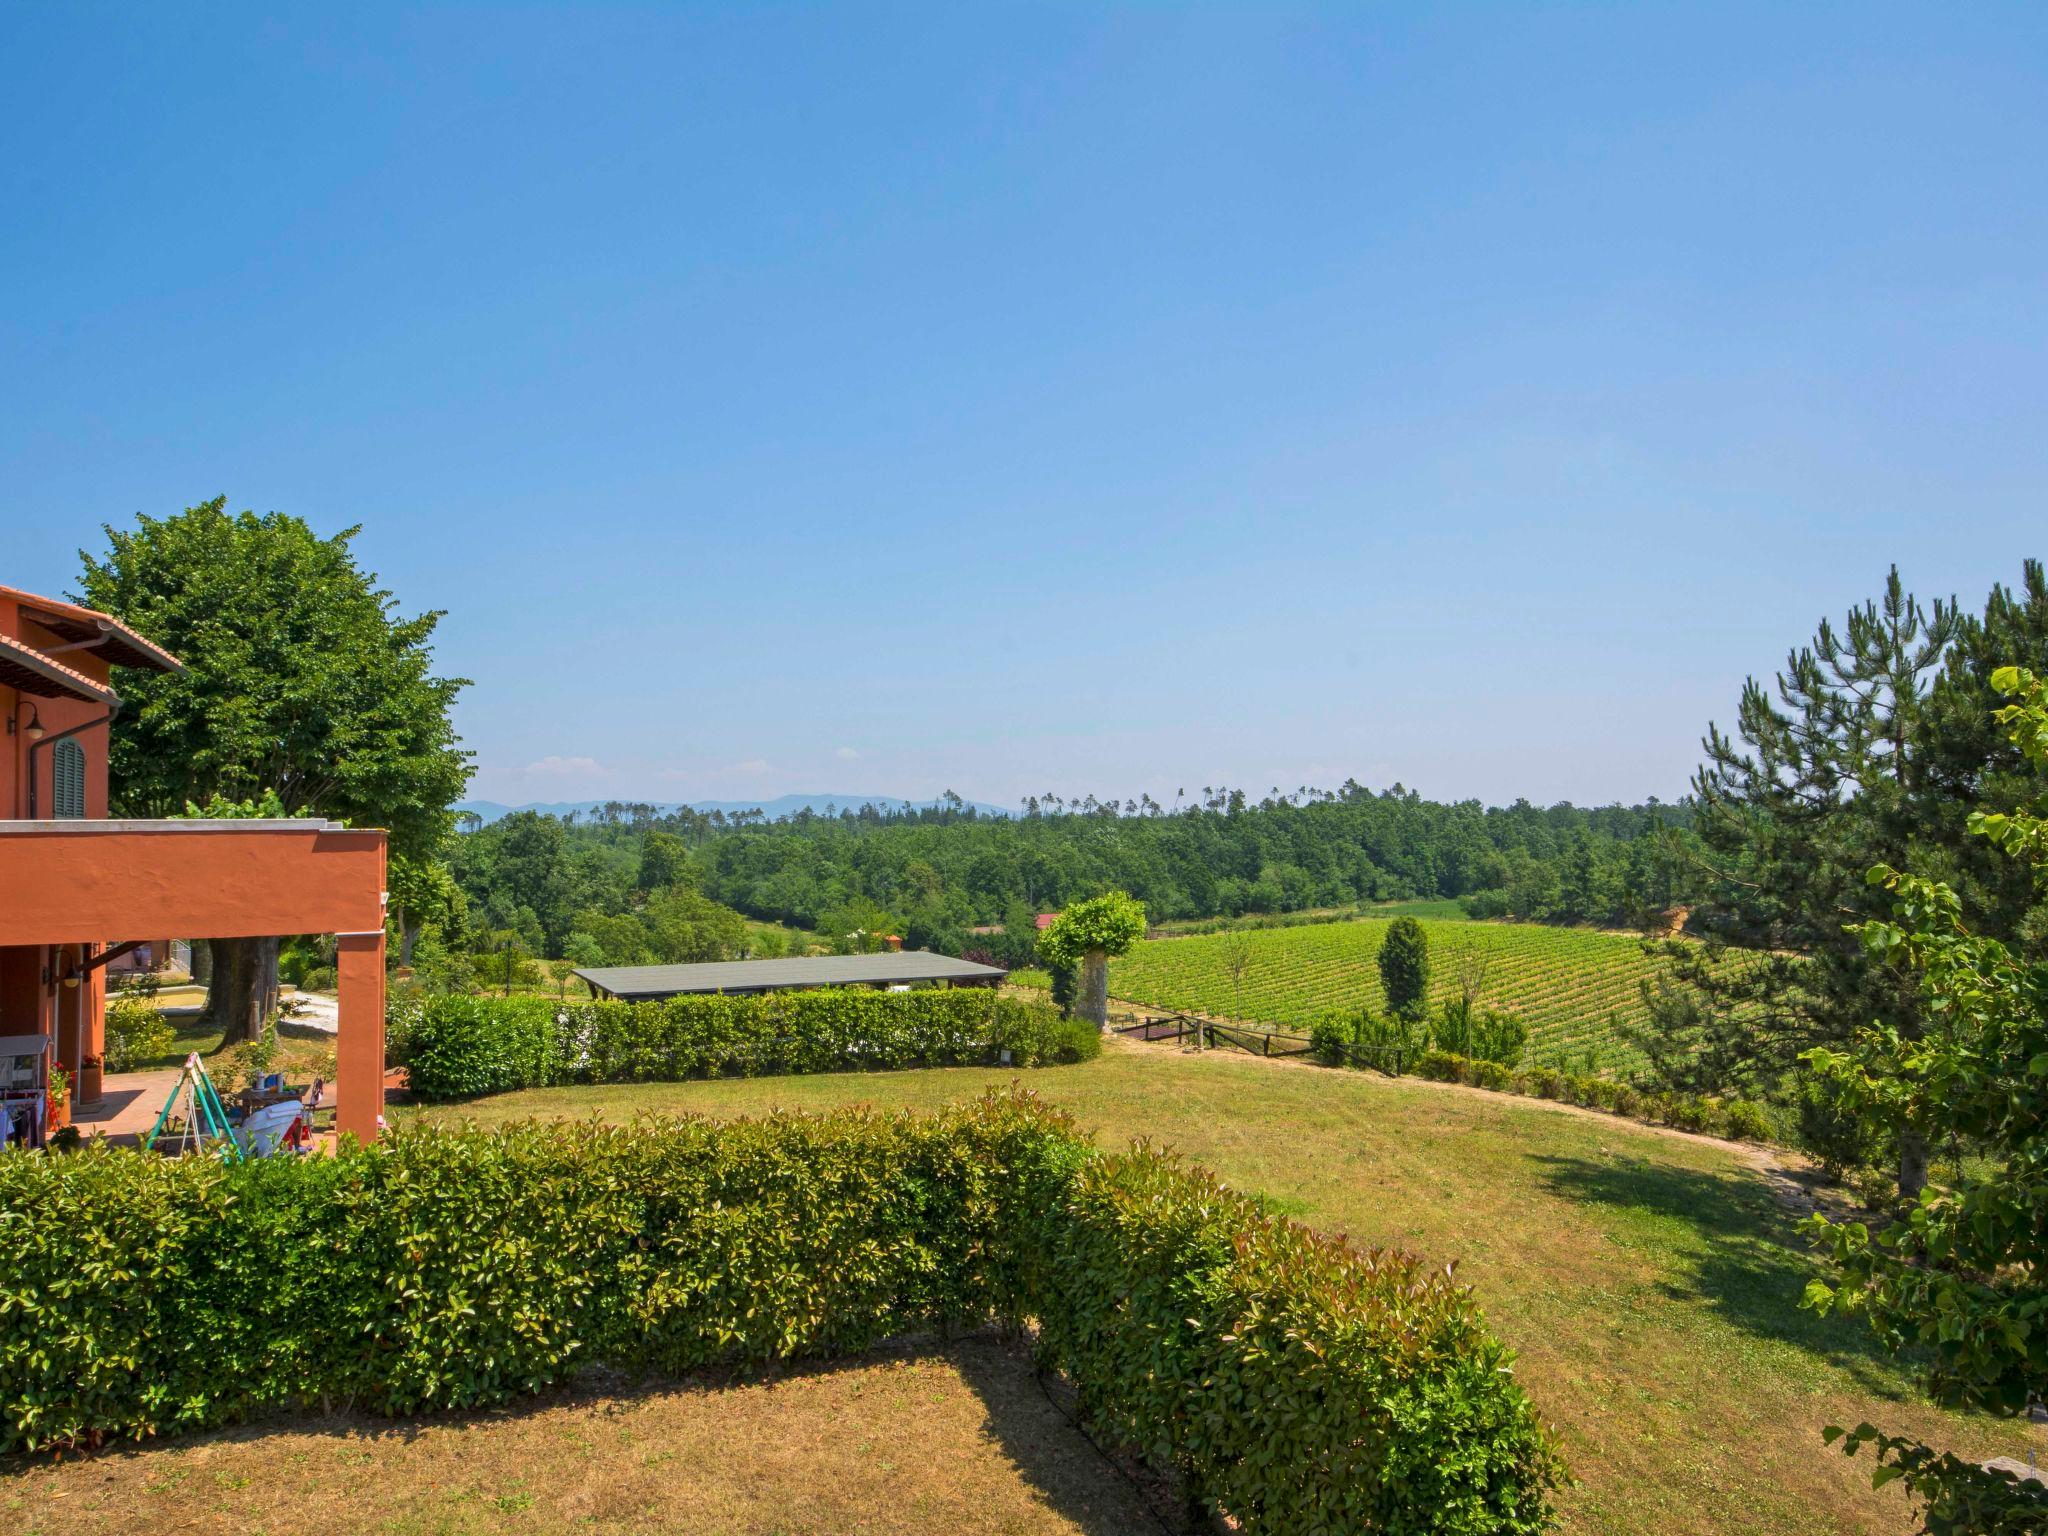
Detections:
[0, 584, 389, 1142]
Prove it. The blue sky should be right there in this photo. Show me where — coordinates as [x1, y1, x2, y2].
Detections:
[6, 5, 2044, 811]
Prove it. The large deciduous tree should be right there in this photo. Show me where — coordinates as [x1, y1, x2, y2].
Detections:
[1801, 666, 2048, 1534]
[1038, 890, 1146, 1030]
[79, 500, 471, 1042]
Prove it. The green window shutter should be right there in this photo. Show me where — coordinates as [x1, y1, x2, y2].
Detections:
[53, 739, 86, 819]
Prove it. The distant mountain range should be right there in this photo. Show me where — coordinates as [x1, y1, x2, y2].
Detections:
[454, 793, 1013, 826]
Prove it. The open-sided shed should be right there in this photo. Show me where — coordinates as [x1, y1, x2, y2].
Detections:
[573, 950, 1007, 1001]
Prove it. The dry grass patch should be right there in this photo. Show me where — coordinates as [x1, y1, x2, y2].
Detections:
[4, 1341, 1159, 1536]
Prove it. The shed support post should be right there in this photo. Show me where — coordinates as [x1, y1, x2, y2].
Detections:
[335, 930, 387, 1143]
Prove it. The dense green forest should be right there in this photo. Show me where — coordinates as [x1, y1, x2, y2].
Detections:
[445, 784, 1696, 969]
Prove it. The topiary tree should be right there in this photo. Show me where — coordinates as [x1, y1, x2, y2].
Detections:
[1378, 916, 1431, 1021]
[1038, 891, 1147, 1031]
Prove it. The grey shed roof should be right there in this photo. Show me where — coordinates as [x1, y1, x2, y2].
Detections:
[573, 950, 1009, 1000]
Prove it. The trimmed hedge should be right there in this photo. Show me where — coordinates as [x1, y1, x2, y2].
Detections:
[0, 1097, 1071, 1450]
[394, 989, 1097, 1101]
[1037, 1145, 1560, 1532]
[0, 1095, 1560, 1532]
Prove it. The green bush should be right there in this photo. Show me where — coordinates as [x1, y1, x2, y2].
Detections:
[1723, 1100, 1772, 1142]
[1792, 1070, 1888, 1182]
[1470, 1058, 1516, 1092]
[297, 965, 339, 995]
[1575, 1076, 1620, 1112]
[1415, 1048, 1463, 1082]
[395, 989, 1082, 1101]
[1609, 1082, 1641, 1118]
[1353, 1008, 1421, 1073]
[1461, 888, 1513, 919]
[1045, 1014, 1103, 1064]
[0, 1097, 1561, 1533]
[1309, 1013, 1355, 1067]
[102, 995, 176, 1072]
[1670, 1096, 1715, 1134]
[1471, 1009, 1529, 1069]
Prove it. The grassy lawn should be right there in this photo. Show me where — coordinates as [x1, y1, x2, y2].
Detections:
[4, 1340, 1155, 1536]
[390, 1042, 2038, 1536]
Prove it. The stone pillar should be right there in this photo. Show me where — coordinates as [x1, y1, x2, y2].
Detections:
[335, 930, 387, 1143]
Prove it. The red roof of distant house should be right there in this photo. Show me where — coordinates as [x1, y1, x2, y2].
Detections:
[1034, 913, 1057, 931]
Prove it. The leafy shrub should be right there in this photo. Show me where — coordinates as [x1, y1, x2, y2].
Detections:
[1461, 888, 1513, 919]
[1723, 1100, 1772, 1142]
[1793, 1070, 1888, 1182]
[1469, 1058, 1516, 1092]
[298, 965, 338, 995]
[1609, 1082, 1641, 1118]
[1471, 1009, 1529, 1069]
[1431, 999, 1476, 1058]
[1528, 1067, 1566, 1100]
[1670, 1096, 1715, 1134]
[0, 1097, 1561, 1532]
[1352, 1008, 1421, 1073]
[1415, 1048, 1462, 1082]
[277, 943, 310, 988]
[1309, 1013, 1354, 1067]
[102, 995, 176, 1072]
[1574, 1076, 1620, 1112]
[396, 990, 1088, 1101]
[1046, 1014, 1104, 1064]
[1848, 1164, 1899, 1211]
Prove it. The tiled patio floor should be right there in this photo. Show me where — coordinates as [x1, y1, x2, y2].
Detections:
[72, 1065, 378, 1147]
[72, 1068, 181, 1141]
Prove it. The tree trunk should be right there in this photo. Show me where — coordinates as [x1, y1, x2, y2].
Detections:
[191, 938, 213, 989]
[1080, 948, 1109, 1032]
[1898, 1127, 1929, 1203]
[203, 935, 280, 1046]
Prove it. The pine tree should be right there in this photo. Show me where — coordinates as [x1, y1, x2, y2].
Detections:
[1649, 568, 1961, 1194]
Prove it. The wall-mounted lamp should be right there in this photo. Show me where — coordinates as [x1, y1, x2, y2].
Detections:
[22, 705, 44, 743]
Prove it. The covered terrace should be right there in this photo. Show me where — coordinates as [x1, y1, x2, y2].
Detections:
[0, 817, 390, 1142]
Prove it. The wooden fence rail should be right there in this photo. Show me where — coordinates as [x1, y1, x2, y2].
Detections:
[1111, 1013, 1408, 1074]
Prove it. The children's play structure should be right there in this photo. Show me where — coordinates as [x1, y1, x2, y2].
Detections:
[141, 1052, 321, 1160]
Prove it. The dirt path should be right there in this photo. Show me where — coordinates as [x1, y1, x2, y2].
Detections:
[280, 989, 338, 1034]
